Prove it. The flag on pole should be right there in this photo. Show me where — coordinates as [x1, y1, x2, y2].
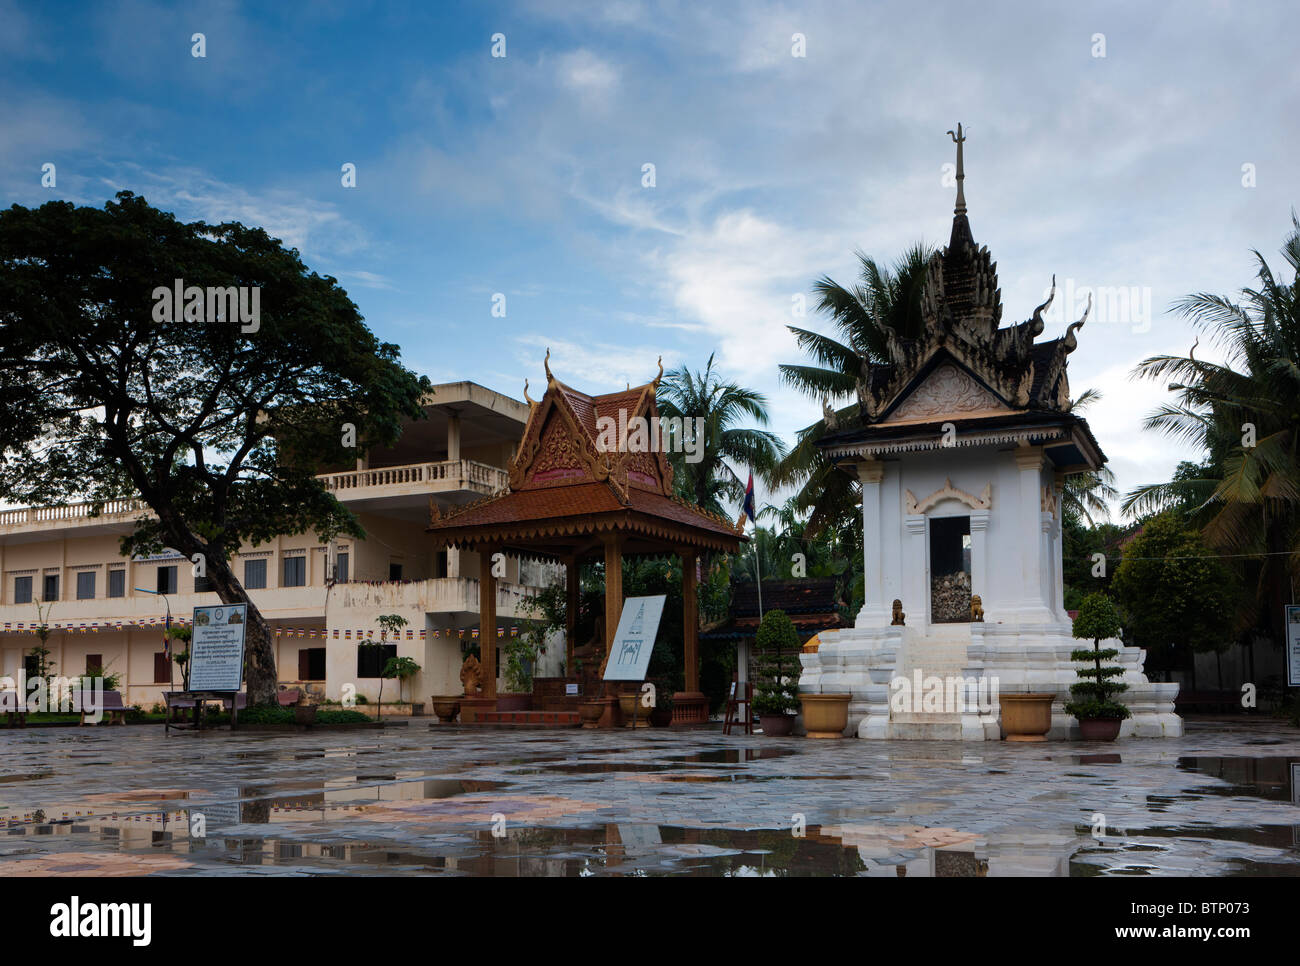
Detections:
[739, 472, 757, 529]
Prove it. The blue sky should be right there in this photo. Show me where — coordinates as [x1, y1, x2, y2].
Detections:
[4, 0, 1298, 513]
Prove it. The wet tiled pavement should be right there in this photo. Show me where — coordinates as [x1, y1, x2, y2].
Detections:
[0, 720, 1296, 876]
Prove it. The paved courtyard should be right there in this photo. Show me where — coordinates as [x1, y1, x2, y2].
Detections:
[0, 719, 1297, 876]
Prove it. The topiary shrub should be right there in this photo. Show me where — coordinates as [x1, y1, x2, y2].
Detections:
[753, 610, 801, 716]
[1065, 592, 1130, 720]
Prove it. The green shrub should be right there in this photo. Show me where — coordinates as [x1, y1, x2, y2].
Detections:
[1065, 592, 1130, 721]
[753, 610, 801, 716]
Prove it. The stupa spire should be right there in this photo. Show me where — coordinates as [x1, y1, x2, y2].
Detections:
[945, 123, 974, 251]
[948, 123, 967, 215]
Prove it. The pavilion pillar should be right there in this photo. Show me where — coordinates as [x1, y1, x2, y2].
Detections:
[681, 549, 699, 692]
[672, 547, 709, 727]
[601, 533, 623, 677]
[564, 555, 578, 673]
[479, 547, 498, 699]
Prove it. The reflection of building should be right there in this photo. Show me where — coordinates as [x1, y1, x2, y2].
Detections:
[800, 128, 1180, 739]
[0, 383, 552, 707]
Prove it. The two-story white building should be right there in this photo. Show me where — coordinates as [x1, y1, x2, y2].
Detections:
[0, 382, 555, 709]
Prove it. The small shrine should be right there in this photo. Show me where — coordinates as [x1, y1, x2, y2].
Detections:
[799, 126, 1181, 740]
[427, 354, 743, 726]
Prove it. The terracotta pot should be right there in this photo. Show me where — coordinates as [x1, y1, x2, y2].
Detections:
[1077, 717, 1122, 742]
[431, 697, 461, 723]
[294, 704, 317, 726]
[759, 713, 795, 737]
[618, 693, 650, 727]
[1000, 693, 1054, 742]
[800, 693, 851, 738]
[496, 693, 532, 712]
[578, 701, 605, 729]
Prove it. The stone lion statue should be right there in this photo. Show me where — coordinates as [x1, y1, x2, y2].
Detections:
[970, 595, 984, 622]
[890, 599, 905, 626]
[459, 654, 483, 695]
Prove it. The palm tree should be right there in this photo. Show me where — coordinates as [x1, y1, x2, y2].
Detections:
[656, 353, 785, 517]
[1124, 213, 1300, 639]
[775, 244, 933, 534]
[1061, 388, 1119, 526]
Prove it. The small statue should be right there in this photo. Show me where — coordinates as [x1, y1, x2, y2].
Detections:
[970, 595, 984, 622]
[459, 654, 482, 695]
[890, 599, 905, 626]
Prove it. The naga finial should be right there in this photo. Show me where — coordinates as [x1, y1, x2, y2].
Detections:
[1063, 292, 1092, 351]
[822, 396, 838, 430]
[1029, 274, 1056, 336]
[523, 379, 536, 407]
[1188, 336, 1199, 366]
[543, 347, 554, 383]
[653, 355, 663, 387]
[946, 122, 967, 215]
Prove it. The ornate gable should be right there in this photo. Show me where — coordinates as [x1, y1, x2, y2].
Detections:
[881, 361, 1013, 424]
[506, 351, 675, 506]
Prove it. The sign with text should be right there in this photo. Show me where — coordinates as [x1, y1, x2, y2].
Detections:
[189, 603, 247, 692]
[1287, 605, 1300, 687]
[602, 595, 666, 682]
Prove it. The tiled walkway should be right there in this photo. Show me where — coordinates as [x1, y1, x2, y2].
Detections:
[0, 719, 1296, 876]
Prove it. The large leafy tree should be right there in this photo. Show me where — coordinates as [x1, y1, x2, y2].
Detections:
[1124, 215, 1300, 643]
[1110, 512, 1240, 685]
[775, 244, 932, 535]
[0, 193, 431, 704]
[656, 353, 784, 516]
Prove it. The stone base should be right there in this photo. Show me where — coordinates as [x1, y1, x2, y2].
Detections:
[458, 695, 496, 724]
[801, 619, 1181, 741]
[670, 692, 709, 727]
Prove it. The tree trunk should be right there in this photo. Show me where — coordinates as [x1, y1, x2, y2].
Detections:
[206, 554, 279, 706]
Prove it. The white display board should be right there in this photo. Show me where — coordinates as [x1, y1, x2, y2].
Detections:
[602, 595, 666, 682]
[1287, 605, 1300, 687]
[189, 603, 247, 692]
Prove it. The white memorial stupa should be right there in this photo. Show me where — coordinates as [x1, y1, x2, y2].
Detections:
[798, 126, 1181, 740]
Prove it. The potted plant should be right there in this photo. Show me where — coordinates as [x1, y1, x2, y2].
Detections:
[1065, 592, 1131, 741]
[754, 610, 800, 737]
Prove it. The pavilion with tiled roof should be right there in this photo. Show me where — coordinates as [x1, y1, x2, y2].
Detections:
[427, 352, 744, 725]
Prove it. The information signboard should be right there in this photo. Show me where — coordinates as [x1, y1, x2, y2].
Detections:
[602, 595, 666, 682]
[189, 603, 247, 692]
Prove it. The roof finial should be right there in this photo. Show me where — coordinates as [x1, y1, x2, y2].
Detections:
[523, 379, 536, 407]
[543, 347, 554, 384]
[947, 123, 967, 215]
[653, 355, 663, 387]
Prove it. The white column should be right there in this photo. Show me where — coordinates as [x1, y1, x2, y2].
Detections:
[855, 459, 890, 626]
[1014, 445, 1053, 623]
[447, 411, 462, 462]
[969, 509, 990, 610]
[903, 514, 928, 629]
